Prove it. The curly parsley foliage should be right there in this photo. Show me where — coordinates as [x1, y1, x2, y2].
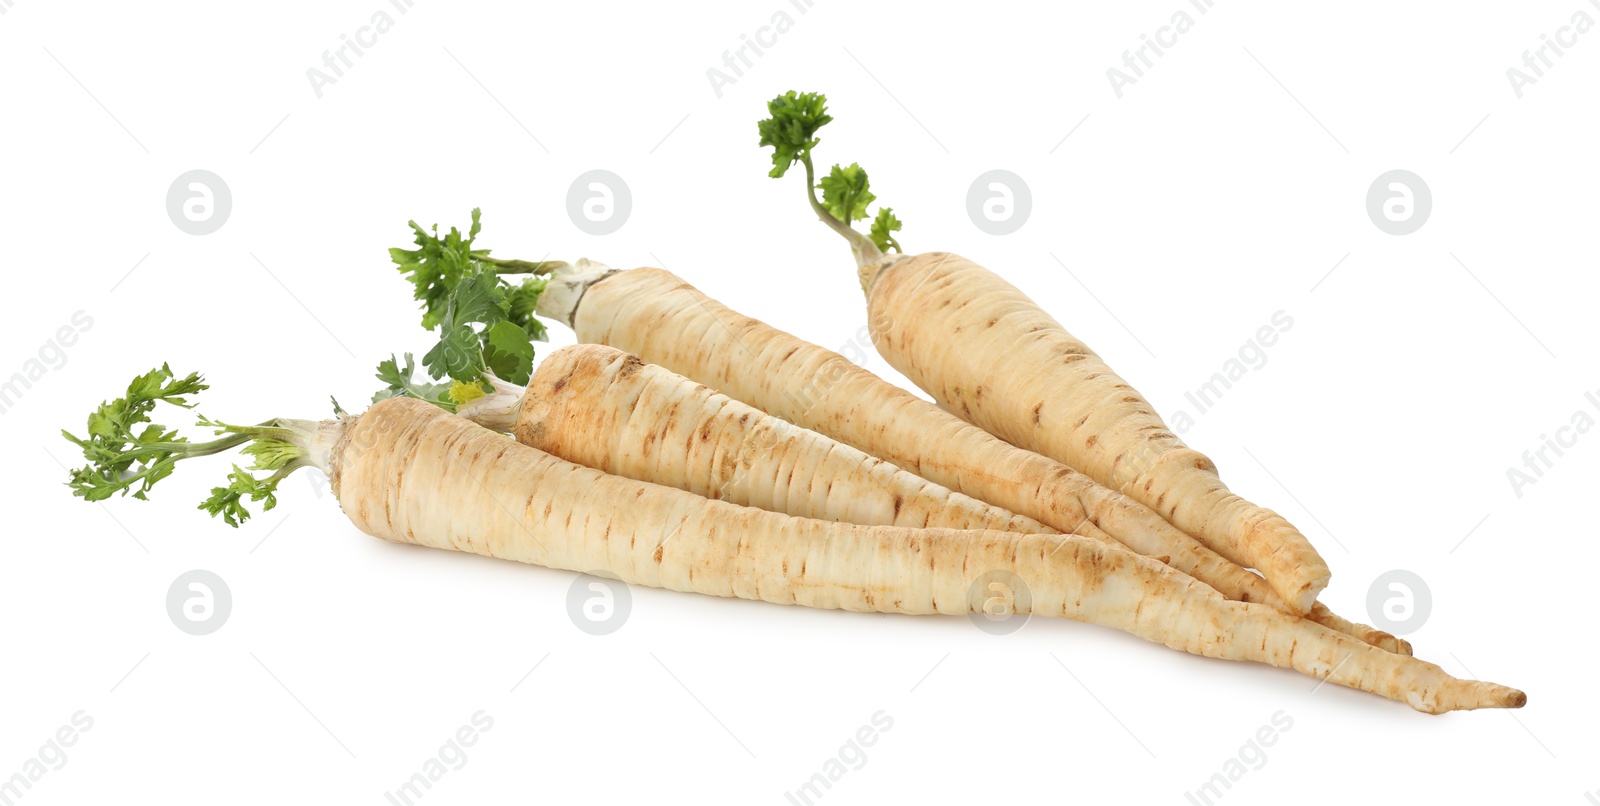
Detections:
[391, 208, 495, 331]
[757, 91, 904, 255]
[505, 276, 550, 342]
[63, 366, 320, 527]
[388, 212, 550, 402]
[62, 364, 208, 502]
[757, 90, 834, 179]
[869, 207, 902, 253]
[200, 464, 289, 527]
[411, 266, 536, 391]
[372, 353, 457, 411]
[819, 163, 875, 224]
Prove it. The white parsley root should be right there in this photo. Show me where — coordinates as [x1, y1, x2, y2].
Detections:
[457, 343, 1058, 536]
[383, 211, 1404, 653]
[758, 91, 1330, 614]
[60, 371, 1520, 713]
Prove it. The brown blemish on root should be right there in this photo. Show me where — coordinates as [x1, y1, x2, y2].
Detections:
[1032, 403, 1043, 425]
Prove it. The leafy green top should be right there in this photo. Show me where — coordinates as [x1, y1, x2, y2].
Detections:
[819, 163, 875, 224]
[757, 91, 904, 261]
[63, 365, 324, 527]
[372, 353, 457, 411]
[62, 364, 208, 502]
[391, 209, 493, 331]
[387, 211, 555, 408]
[757, 90, 833, 179]
[869, 208, 902, 253]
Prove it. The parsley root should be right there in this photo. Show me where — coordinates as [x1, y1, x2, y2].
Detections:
[61, 370, 1520, 713]
[457, 343, 1062, 535]
[565, 267, 1404, 654]
[759, 91, 1332, 614]
[385, 212, 1402, 653]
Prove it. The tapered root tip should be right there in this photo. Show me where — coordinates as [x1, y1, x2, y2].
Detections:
[1421, 681, 1527, 714]
[1499, 687, 1528, 709]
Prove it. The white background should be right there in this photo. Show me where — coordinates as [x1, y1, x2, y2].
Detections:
[1, 1, 1593, 803]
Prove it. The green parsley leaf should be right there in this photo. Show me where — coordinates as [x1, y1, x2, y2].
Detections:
[505, 277, 550, 342]
[819, 163, 875, 224]
[869, 207, 903, 253]
[757, 91, 832, 179]
[391, 208, 494, 330]
[374, 353, 457, 411]
[63, 364, 207, 502]
[482, 320, 535, 386]
[199, 464, 282, 528]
